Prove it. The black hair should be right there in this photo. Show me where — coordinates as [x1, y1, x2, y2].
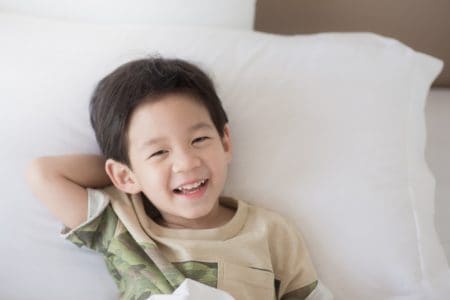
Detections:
[89, 55, 228, 170]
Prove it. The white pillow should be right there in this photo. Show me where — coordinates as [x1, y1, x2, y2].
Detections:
[0, 0, 256, 29]
[1, 12, 449, 300]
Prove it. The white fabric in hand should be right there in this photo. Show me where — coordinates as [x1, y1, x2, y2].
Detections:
[305, 281, 334, 300]
[147, 279, 235, 300]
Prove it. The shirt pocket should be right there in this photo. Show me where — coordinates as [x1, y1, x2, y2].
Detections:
[218, 261, 275, 300]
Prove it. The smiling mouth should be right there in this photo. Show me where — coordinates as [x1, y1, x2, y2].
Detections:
[173, 179, 208, 194]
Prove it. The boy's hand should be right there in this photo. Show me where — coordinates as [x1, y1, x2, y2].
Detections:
[25, 154, 112, 230]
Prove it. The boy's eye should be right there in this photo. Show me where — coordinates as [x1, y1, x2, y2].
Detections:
[150, 150, 167, 158]
[193, 136, 210, 144]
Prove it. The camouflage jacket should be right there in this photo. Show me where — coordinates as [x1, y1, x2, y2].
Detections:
[61, 187, 187, 300]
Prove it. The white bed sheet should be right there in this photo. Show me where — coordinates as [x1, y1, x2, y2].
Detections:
[425, 87, 450, 261]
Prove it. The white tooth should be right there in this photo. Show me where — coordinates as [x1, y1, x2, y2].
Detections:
[180, 181, 202, 190]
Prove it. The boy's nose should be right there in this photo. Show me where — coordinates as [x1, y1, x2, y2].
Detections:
[172, 149, 201, 173]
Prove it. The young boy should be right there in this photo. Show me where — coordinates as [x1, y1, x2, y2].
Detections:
[26, 56, 319, 300]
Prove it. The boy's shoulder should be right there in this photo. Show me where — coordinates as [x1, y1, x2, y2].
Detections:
[235, 197, 318, 295]
[233, 197, 303, 239]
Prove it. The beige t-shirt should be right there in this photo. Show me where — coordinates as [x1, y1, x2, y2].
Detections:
[61, 185, 318, 300]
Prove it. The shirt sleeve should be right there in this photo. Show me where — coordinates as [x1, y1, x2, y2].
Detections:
[270, 215, 318, 300]
[59, 187, 118, 254]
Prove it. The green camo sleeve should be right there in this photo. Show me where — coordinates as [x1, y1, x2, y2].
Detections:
[60, 188, 117, 254]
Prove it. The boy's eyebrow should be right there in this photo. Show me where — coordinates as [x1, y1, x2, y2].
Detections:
[189, 122, 214, 132]
[139, 122, 214, 150]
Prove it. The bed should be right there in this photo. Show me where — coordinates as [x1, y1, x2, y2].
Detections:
[1, 1, 449, 299]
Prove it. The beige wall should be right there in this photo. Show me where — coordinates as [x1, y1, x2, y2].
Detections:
[255, 0, 450, 87]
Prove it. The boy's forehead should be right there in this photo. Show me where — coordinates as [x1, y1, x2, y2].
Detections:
[129, 96, 211, 127]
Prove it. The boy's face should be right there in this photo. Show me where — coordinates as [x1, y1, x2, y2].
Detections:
[111, 93, 232, 224]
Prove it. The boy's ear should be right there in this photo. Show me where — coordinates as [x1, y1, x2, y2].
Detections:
[222, 124, 232, 164]
[105, 158, 142, 194]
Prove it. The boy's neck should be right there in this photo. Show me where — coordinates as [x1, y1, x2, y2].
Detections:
[156, 201, 235, 229]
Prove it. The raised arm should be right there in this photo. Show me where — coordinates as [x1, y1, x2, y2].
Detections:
[25, 154, 112, 230]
